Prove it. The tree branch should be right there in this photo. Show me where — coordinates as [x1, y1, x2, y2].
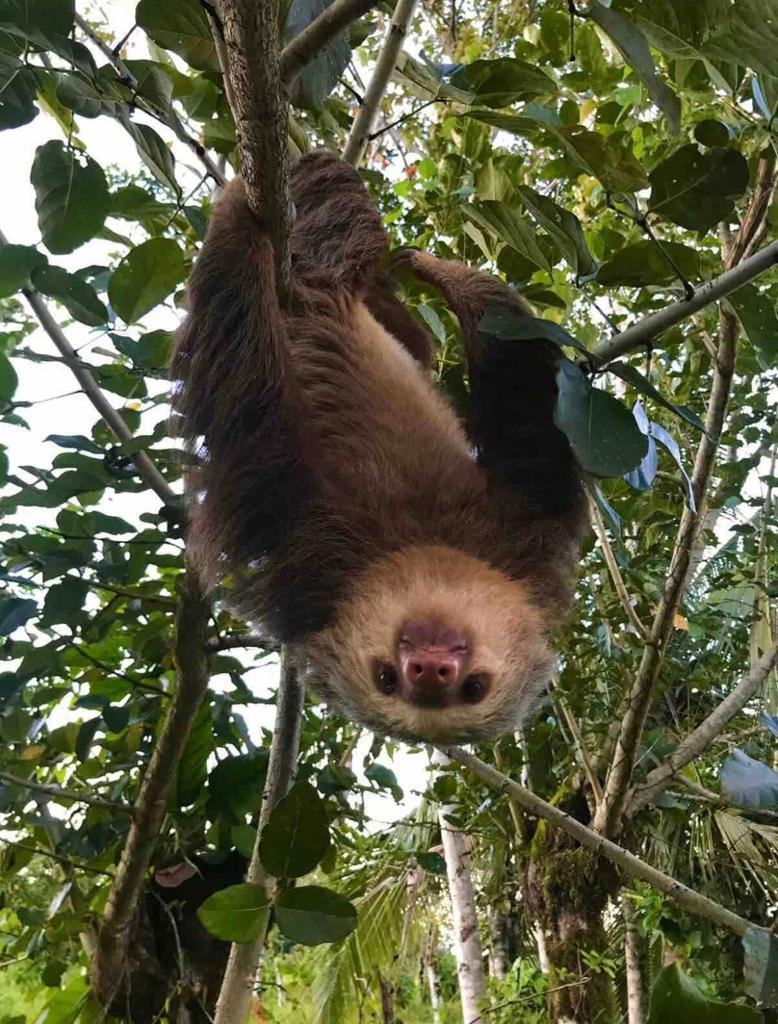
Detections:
[220, 0, 291, 294]
[592, 148, 777, 836]
[213, 660, 305, 1024]
[91, 568, 211, 1008]
[343, 0, 419, 166]
[74, 14, 226, 188]
[589, 496, 648, 639]
[627, 644, 778, 815]
[589, 238, 778, 367]
[0, 770, 132, 815]
[280, 0, 381, 83]
[441, 744, 763, 939]
[0, 227, 176, 509]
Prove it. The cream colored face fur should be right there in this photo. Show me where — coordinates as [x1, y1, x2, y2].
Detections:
[305, 545, 555, 742]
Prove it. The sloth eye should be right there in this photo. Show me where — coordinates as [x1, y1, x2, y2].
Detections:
[462, 674, 489, 704]
[376, 663, 399, 695]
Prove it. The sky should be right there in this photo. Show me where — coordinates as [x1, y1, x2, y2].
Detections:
[0, 1, 430, 828]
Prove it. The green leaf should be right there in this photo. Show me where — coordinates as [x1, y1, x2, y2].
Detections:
[197, 883, 270, 943]
[108, 238, 187, 323]
[463, 202, 550, 270]
[56, 73, 115, 119]
[554, 359, 648, 478]
[596, 240, 700, 288]
[31, 265, 108, 326]
[46, 435, 104, 454]
[705, 0, 778, 78]
[286, 0, 351, 107]
[121, 119, 181, 195]
[40, 577, 88, 627]
[259, 781, 331, 879]
[743, 927, 778, 1006]
[415, 851, 447, 875]
[275, 885, 357, 946]
[0, 243, 46, 298]
[478, 307, 588, 354]
[694, 119, 729, 147]
[516, 186, 597, 279]
[111, 329, 173, 371]
[727, 284, 778, 369]
[0, 0, 74, 35]
[648, 144, 749, 232]
[30, 141, 109, 254]
[0, 597, 38, 635]
[450, 57, 557, 107]
[647, 963, 762, 1023]
[231, 825, 257, 859]
[75, 717, 100, 762]
[175, 701, 212, 807]
[208, 752, 269, 820]
[136, 0, 218, 72]
[0, 55, 38, 129]
[609, 362, 706, 433]
[588, 1, 680, 132]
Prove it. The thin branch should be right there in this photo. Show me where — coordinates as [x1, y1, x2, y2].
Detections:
[441, 744, 763, 939]
[552, 688, 604, 804]
[589, 496, 648, 639]
[280, 0, 381, 83]
[220, 0, 291, 294]
[589, 238, 778, 367]
[0, 770, 132, 815]
[5, 842, 113, 876]
[89, 581, 176, 607]
[74, 14, 226, 188]
[628, 644, 778, 815]
[593, 149, 776, 836]
[343, 0, 419, 166]
[205, 634, 277, 652]
[92, 569, 211, 1008]
[213, 660, 305, 1024]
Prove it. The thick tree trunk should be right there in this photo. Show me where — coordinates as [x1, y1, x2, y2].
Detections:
[623, 898, 645, 1024]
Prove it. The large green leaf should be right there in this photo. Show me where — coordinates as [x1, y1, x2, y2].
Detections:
[647, 963, 762, 1023]
[31, 265, 108, 326]
[516, 186, 597, 279]
[121, 120, 181, 195]
[727, 284, 778, 369]
[596, 240, 700, 287]
[743, 927, 778, 1006]
[588, 0, 680, 131]
[463, 202, 550, 270]
[554, 359, 648, 477]
[30, 141, 109, 254]
[135, 0, 218, 72]
[108, 238, 187, 323]
[197, 883, 270, 943]
[275, 886, 357, 946]
[479, 307, 587, 354]
[450, 57, 557, 107]
[0, 54, 38, 129]
[0, 597, 38, 635]
[705, 0, 778, 78]
[648, 144, 749, 232]
[0, 352, 18, 401]
[0, 0, 74, 35]
[0, 243, 46, 297]
[258, 781, 331, 879]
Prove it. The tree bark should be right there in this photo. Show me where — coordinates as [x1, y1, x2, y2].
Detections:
[379, 973, 396, 1024]
[623, 898, 645, 1024]
[487, 904, 510, 980]
[424, 937, 443, 1024]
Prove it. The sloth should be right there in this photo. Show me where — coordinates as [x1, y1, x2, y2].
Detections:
[172, 152, 588, 742]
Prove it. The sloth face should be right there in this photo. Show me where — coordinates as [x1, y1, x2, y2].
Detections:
[305, 545, 554, 742]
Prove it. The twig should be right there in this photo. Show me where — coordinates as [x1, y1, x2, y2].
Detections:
[5, 842, 113, 876]
[92, 569, 211, 1008]
[589, 238, 778, 367]
[441, 745, 763, 939]
[213, 660, 305, 1024]
[88, 581, 176, 607]
[551, 688, 604, 804]
[589, 496, 648, 639]
[220, 0, 291, 294]
[205, 634, 276, 652]
[0, 228, 176, 508]
[73, 14, 226, 188]
[280, 0, 381, 83]
[343, 0, 419, 166]
[0, 770, 132, 815]
[628, 645, 778, 815]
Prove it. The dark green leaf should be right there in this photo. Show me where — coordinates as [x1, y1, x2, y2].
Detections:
[0, 597, 38, 635]
[56, 72, 116, 119]
[705, 0, 778, 78]
[208, 752, 269, 820]
[75, 717, 100, 763]
[0, 243, 46, 297]
[46, 435, 104, 454]
[136, 0, 218, 72]
[40, 577, 88, 626]
[609, 362, 706, 432]
[197, 883, 270, 943]
[102, 704, 129, 734]
[554, 359, 648, 477]
[588, 1, 680, 132]
[259, 781, 330, 879]
[450, 57, 557, 107]
[479, 308, 588, 354]
[727, 284, 778, 368]
[286, 0, 351, 107]
[721, 749, 778, 811]
[30, 141, 109, 254]
[694, 119, 729, 147]
[121, 119, 181, 195]
[111, 330, 173, 371]
[648, 144, 749, 232]
[108, 238, 187, 323]
[647, 963, 762, 1023]
[175, 701, 212, 807]
[0, 0, 74, 35]
[415, 851, 447, 875]
[0, 55, 38, 129]
[31, 265, 108, 326]
[275, 885, 357, 946]
[596, 241, 700, 287]
[743, 927, 778, 1006]
[463, 202, 550, 270]
[516, 186, 597, 279]
[231, 825, 257, 859]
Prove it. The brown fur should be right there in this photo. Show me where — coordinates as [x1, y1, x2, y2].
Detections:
[172, 152, 588, 741]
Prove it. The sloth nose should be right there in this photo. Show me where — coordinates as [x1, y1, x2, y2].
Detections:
[402, 652, 463, 690]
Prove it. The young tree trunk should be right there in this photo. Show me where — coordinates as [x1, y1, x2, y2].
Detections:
[623, 898, 645, 1024]
[378, 973, 395, 1024]
[488, 905, 510, 980]
[435, 754, 487, 1024]
[425, 955, 443, 1024]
